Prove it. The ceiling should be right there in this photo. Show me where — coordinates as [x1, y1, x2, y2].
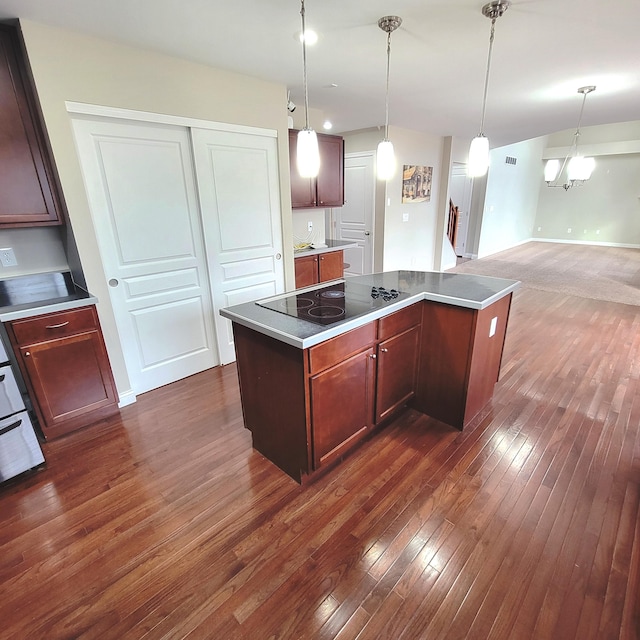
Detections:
[0, 0, 638, 148]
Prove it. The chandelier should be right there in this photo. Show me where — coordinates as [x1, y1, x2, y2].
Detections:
[544, 86, 596, 190]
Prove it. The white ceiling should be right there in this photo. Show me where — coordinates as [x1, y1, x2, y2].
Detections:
[0, 0, 638, 147]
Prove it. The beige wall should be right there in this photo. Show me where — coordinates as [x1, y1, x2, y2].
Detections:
[19, 19, 294, 399]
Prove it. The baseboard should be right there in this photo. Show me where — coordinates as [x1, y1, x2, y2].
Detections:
[118, 390, 137, 408]
[531, 237, 640, 249]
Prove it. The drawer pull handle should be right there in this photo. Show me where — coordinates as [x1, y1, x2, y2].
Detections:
[369, 353, 376, 359]
[46, 322, 70, 329]
[380, 348, 388, 353]
[25, 351, 30, 357]
[0, 418, 22, 437]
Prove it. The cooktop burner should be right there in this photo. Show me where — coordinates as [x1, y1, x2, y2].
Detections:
[257, 281, 409, 326]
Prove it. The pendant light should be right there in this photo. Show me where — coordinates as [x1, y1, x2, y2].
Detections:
[468, 0, 510, 178]
[544, 86, 596, 190]
[297, 0, 320, 178]
[376, 15, 402, 181]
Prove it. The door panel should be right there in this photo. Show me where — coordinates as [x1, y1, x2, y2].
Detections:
[191, 128, 284, 364]
[334, 153, 374, 276]
[71, 117, 218, 394]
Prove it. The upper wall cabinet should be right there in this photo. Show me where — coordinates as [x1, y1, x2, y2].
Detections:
[289, 129, 344, 209]
[0, 23, 62, 227]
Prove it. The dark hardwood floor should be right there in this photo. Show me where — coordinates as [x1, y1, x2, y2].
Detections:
[1, 283, 640, 638]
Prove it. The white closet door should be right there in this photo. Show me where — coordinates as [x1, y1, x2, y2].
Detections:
[191, 128, 285, 364]
[71, 117, 218, 394]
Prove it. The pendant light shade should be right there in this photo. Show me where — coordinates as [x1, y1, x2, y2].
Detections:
[567, 155, 595, 182]
[376, 139, 396, 181]
[297, 128, 320, 178]
[467, 0, 510, 179]
[544, 158, 560, 183]
[468, 135, 490, 178]
[376, 16, 402, 181]
[296, 0, 320, 178]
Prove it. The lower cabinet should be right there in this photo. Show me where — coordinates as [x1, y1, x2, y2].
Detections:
[233, 303, 422, 481]
[6, 305, 119, 440]
[310, 346, 375, 468]
[375, 325, 420, 423]
[294, 250, 344, 288]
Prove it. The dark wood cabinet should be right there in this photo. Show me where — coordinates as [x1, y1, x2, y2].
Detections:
[0, 24, 62, 227]
[376, 325, 420, 423]
[7, 306, 119, 439]
[294, 250, 344, 288]
[414, 294, 512, 428]
[310, 346, 375, 468]
[288, 129, 344, 209]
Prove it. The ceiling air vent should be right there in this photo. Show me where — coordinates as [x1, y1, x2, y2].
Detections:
[505, 156, 517, 165]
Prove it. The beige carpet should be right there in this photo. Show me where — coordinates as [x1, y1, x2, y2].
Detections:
[448, 242, 640, 307]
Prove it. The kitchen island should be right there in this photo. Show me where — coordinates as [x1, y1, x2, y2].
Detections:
[221, 271, 519, 482]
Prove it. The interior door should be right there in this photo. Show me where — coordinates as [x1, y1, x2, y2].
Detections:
[191, 128, 285, 364]
[450, 163, 473, 257]
[333, 152, 374, 276]
[71, 117, 218, 394]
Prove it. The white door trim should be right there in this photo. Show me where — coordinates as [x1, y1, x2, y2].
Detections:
[65, 101, 277, 139]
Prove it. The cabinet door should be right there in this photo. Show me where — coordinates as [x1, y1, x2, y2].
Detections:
[289, 129, 316, 208]
[310, 347, 375, 469]
[294, 254, 319, 288]
[316, 134, 344, 207]
[0, 26, 61, 226]
[318, 250, 344, 283]
[19, 331, 118, 439]
[375, 325, 420, 423]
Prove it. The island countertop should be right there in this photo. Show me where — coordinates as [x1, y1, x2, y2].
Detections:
[220, 270, 520, 349]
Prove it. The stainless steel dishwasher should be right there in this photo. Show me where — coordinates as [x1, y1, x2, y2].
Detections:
[0, 334, 44, 484]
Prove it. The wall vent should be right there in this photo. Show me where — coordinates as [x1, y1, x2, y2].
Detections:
[505, 156, 517, 165]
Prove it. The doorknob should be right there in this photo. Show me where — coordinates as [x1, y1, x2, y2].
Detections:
[364, 231, 370, 236]
[108, 278, 119, 287]
[275, 253, 282, 260]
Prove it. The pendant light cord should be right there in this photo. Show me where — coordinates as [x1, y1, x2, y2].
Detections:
[300, 0, 311, 131]
[384, 30, 391, 141]
[478, 18, 496, 136]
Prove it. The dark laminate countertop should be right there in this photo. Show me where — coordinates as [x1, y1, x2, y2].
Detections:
[220, 270, 520, 349]
[0, 271, 98, 322]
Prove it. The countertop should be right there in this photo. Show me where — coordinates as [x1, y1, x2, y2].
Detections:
[293, 239, 359, 257]
[220, 270, 520, 349]
[0, 272, 98, 322]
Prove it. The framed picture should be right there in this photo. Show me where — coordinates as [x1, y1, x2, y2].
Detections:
[402, 165, 433, 203]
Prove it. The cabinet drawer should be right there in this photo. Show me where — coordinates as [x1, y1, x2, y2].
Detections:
[308, 322, 376, 374]
[9, 306, 98, 346]
[378, 302, 422, 341]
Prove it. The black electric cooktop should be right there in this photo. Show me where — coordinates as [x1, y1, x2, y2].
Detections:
[257, 281, 409, 326]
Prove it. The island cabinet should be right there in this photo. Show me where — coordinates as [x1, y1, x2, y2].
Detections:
[232, 302, 423, 481]
[6, 306, 119, 440]
[289, 129, 344, 209]
[414, 294, 512, 428]
[294, 250, 344, 288]
[375, 303, 422, 423]
[0, 24, 62, 227]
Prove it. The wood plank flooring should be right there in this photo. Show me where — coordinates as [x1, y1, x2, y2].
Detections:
[2, 277, 640, 638]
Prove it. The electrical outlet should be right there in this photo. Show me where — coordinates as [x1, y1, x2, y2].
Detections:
[0, 248, 17, 267]
[402, 213, 409, 222]
[307, 221, 313, 233]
